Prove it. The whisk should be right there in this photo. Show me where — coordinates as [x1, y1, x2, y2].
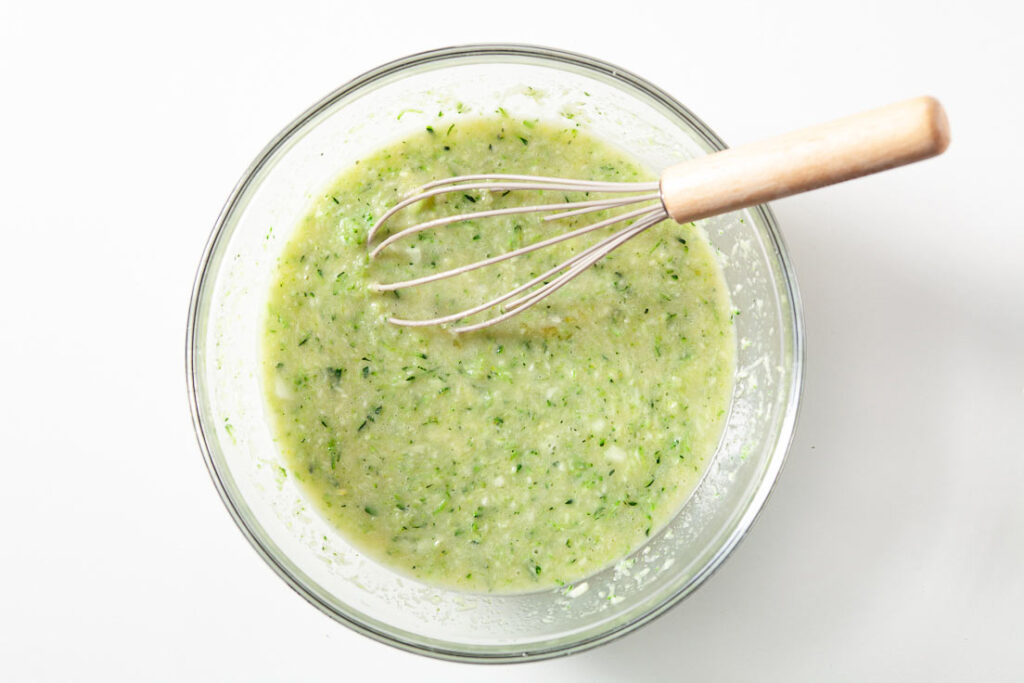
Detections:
[368, 96, 949, 332]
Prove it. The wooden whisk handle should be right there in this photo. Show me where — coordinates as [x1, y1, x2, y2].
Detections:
[659, 96, 950, 223]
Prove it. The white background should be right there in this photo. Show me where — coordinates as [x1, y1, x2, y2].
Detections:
[2, 1, 1021, 680]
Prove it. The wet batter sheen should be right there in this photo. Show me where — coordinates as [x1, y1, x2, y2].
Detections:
[263, 117, 735, 592]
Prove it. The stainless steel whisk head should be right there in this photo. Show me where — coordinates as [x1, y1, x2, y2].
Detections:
[366, 174, 668, 333]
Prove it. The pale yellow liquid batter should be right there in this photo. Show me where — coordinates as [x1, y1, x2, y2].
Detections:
[264, 118, 735, 592]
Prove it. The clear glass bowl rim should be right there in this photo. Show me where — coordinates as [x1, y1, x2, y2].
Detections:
[185, 42, 805, 663]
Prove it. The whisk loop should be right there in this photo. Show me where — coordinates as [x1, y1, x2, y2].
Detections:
[367, 173, 666, 331]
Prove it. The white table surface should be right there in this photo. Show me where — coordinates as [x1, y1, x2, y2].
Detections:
[2, 1, 1021, 680]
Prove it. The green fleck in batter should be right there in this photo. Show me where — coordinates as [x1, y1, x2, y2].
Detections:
[263, 118, 734, 592]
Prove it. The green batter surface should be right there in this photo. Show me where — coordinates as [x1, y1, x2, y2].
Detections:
[263, 117, 735, 592]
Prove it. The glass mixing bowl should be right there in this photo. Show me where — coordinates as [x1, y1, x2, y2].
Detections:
[186, 44, 804, 662]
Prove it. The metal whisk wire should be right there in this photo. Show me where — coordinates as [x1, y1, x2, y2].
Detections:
[367, 173, 666, 332]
